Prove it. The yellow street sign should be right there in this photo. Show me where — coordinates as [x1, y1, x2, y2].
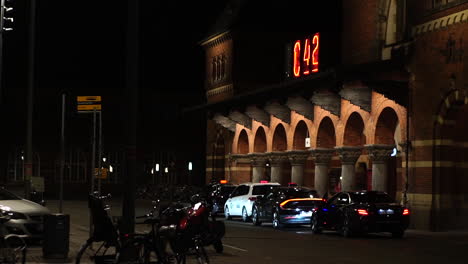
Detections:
[77, 104, 101, 111]
[77, 96, 101, 102]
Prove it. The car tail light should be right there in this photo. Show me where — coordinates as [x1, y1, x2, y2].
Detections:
[248, 197, 257, 201]
[357, 209, 368, 216]
[402, 208, 410, 215]
[260, 180, 269, 183]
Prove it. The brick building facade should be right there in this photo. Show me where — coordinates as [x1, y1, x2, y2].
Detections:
[199, 0, 468, 231]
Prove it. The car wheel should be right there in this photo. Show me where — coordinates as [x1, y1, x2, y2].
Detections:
[252, 206, 262, 226]
[311, 213, 322, 234]
[391, 229, 405, 238]
[224, 206, 232, 220]
[341, 215, 353, 238]
[242, 207, 250, 222]
[272, 211, 283, 229]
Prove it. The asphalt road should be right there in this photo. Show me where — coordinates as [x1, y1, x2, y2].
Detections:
[26, 200, 468, 264]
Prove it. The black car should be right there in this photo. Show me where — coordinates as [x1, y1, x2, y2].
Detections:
[210, 184, 237, 215]
[251, 186, 325, 228]
[311, 191, 410, 238]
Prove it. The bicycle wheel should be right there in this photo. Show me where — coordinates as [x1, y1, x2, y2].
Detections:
[75, 240, 118, 264]
[116, 236, 147, 264]
[194, 241, 209, 264]
[3, 235, 27, 264]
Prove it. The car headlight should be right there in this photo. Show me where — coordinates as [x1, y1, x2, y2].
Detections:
[7, 211, 27, 220]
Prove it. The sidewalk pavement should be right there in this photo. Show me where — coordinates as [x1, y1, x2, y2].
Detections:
[26, 198, 154, 264]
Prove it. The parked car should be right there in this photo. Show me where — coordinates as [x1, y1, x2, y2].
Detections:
[311, 190, 410, 238]
[210, 183, 237, 215]
[252, 186, 325, 228]
[0, 187, 51, 239]
[224, 182, 280, 222]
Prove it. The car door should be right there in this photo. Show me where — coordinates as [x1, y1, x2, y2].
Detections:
[254, 193, 268, 220]
[330, 193, 351, 228]
[257, 192, 273, 220]
[264, 192, 278, 221]
[226, 186, 241, 215]
[323, 193, 345, 228]
[234, 185, 250, 215]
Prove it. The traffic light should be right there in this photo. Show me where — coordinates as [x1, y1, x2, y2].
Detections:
[0, 0, 13, 33]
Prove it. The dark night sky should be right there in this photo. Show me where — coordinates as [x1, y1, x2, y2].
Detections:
[0, 0, 341, 181]
[1, 1, 228, 158]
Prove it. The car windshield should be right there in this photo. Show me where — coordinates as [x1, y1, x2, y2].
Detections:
[0, 188, 21, 200]
[350, 192, 394, 203]
[220, 186, 236, 195]
[252, 185, 279, 195]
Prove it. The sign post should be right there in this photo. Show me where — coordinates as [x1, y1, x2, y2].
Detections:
[77, 96, 102, 241]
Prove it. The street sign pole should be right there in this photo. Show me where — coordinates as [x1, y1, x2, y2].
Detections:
[59, 93, 65, 213]
[98, 111, 102, 194]
[76, 96, 101, 245]
[89, 108, 96, 240]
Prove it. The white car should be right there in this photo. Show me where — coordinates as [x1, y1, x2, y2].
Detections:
[0, 188, 51, 239]
[224, 182, 280, 222]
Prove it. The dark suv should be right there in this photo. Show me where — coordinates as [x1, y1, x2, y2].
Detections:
[210, 184, 237, 215]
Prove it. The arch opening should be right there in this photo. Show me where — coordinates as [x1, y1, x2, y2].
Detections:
[272, 124, 287, 151]
[237, 130, 249, 154]
[316, 117, 336, 148]
[374, 107, 400, 198]
[254, 127, 267, 153]
[343, 112, 365, 146]
[293, 121, 309, 150]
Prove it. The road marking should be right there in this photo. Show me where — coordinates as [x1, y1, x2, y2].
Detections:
[223, 244, 248, 252]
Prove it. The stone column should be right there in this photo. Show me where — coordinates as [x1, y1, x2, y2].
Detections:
[268, 152, 287, 184]
[365, 144, 395, 192]
[287, 150, 310, 186]
[310, 148, 335, 197]
[250, 153, 268, 183]
[335, 146, 362, 191]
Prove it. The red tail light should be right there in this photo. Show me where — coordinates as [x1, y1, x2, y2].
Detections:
[248, 197, 257, 201]
[403, 208, 410, 215]
[357, 209, 368, 216]
[260, 180, 269, 183]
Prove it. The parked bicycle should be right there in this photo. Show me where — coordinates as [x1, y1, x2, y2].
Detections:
[115, 199, 172, 264]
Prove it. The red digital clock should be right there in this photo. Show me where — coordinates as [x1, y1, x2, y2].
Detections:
[292, 32, 319, 78]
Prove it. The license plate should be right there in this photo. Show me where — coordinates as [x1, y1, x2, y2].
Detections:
[378, 209, 394, 215]
[300, 211, 312, 217]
